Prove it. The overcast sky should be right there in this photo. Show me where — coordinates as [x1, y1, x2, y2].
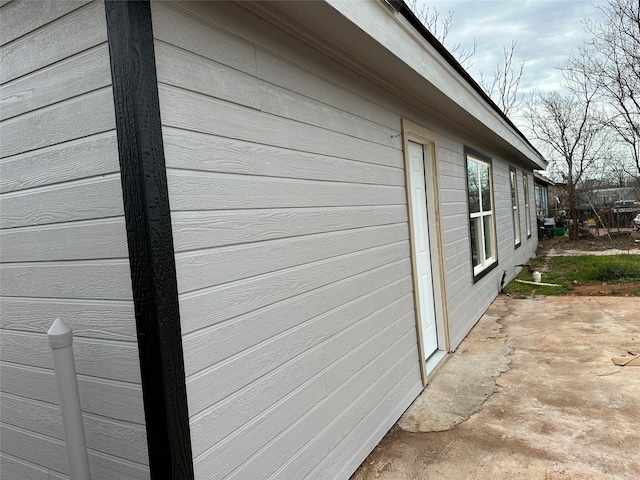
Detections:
[416, 0, 608, 95]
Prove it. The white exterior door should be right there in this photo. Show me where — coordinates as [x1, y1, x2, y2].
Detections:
[408, 141, 438, 358]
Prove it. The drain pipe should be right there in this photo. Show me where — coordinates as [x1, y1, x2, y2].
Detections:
[48, 319, 91, 479]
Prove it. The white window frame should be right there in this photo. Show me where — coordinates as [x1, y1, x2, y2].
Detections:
[510, 167, 521, 247]
[466, 150, 497, 280]
[524, 173, 532, 238]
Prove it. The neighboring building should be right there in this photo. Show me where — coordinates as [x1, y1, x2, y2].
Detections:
[587, 187, 636, 207]
[534, 171, 554, 219]
[0, 1, 546, 479]
[590, 187, 638, 207]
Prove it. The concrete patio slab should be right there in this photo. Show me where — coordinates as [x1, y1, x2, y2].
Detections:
[351, 296, 640, 480]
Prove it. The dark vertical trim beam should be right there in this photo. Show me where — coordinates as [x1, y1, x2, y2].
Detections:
[104, 2, 194, 478]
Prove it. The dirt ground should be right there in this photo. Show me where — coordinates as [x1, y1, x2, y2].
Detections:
[538, 232, 640, 296]
[569, 282, 640, 296]
[537, 230, 640, 254]
[351, 296, 640, 480]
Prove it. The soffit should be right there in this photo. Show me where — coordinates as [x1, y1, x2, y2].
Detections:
[244, 0, 546, 170]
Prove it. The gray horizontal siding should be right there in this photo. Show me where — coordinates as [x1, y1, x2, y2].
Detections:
[0, 1, 148, 478]
[0, 0, 91, 48]
[186, 279, 414, 417]
[0, 218, 128, 262]
[254, 48, 402, 131]
[1, 297, 135, 341]
[182, 259, 411, 377]
[0, 43, 111, 122]
[0, 131, 119, 194]
[0, 86, 114, 158]
[330, 370, 423, 480]
[159, 83, 402, 168]
[1, 452, 68, 480]
[268, 343, 421, 480]
[1, 392, 147, 464]
[218, 325, 419, 480]
[190, 293, 415, 464]
[152, 1, 422, 478]
[175, 223, 407, 294]
[179, 242, 410, 335]
[1, 424, 149, 480]
[163, 129, 404, 186]
[1, 332, 141, 383]
[436, 142, 474, 336]
[1, 362, 143, 424]
[155, 0, 402, 131]
[0, 1, 106, 84]
[172, 205, 407, 252]
[0, 174, 124, 229]
[1, 260, 132, 300]
[167, 168, 405, 211]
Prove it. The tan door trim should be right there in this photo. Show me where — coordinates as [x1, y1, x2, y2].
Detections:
[402, 119, 451, 386]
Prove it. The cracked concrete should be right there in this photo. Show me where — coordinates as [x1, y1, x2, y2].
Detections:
[351, 295, 640, 480]
[398, 312, 513, 432]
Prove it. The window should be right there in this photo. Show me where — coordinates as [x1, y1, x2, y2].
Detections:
[510, 167, 521, 247]
[523, 173, 531, 238]
[466, 150, 497, 279]
[535, 182, 549, 218]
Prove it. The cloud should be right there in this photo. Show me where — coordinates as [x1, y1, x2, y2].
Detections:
[419, 0, 607, 93]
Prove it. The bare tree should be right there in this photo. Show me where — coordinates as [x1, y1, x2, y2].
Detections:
[406, 0, 476, 69]
[598, 150, 634, 187]
[479, 40, 525, 117]
[523, 71, 609, 240]
[567, 0, 640, 176]
[407, 0, 523, 116]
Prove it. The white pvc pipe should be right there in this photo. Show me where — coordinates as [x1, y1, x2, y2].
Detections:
[48, 318, 91, 480]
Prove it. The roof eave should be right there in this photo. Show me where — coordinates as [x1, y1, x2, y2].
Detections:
[244, 0, 548, 170]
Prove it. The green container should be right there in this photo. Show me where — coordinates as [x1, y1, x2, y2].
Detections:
[553, 227, 566, 236]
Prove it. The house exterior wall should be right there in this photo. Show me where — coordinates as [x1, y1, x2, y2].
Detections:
[153, 2, 538, 479]
[0, 1, 149, 478]
[151, 2, 423, 479]
[0, 1, 541, 479]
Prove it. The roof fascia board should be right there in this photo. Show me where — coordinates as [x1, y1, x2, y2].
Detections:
[534, 171, 555, 185]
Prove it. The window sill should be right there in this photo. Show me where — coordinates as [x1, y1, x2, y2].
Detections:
[473, 259, 498, 283]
